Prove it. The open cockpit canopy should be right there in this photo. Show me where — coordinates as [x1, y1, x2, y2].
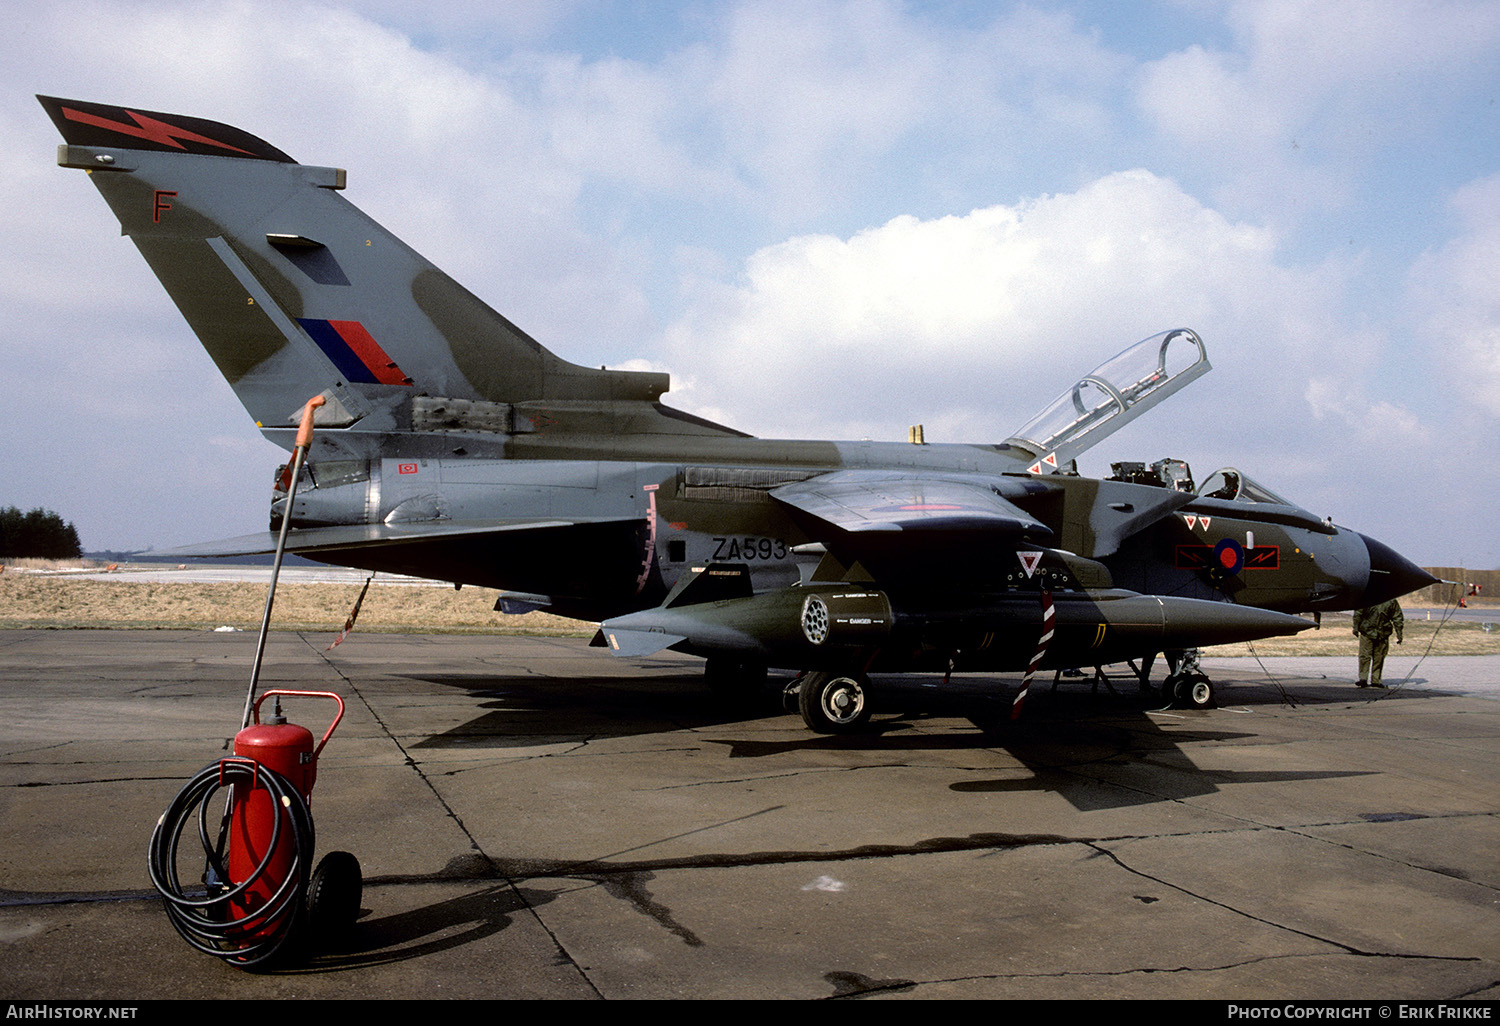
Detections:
[1005, 328, 1210, 470]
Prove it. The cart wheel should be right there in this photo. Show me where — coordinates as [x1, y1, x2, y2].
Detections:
[307, 850, 362, 943]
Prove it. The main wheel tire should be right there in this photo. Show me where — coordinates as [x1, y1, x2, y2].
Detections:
[782, 675, 805, 714]
[798, 670, 871, 734]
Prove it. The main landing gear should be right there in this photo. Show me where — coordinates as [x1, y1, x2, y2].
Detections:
[794, 670, 871, 734]
[701, 658, 873, 730]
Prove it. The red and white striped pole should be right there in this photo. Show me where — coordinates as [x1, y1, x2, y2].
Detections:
[1010, 590, 1055, 720]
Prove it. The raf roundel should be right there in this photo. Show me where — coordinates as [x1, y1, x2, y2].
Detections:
[1214, 537, 1245, 575]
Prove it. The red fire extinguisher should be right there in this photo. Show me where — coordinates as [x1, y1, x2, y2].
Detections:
[148, 692, 362, 966]
[226, 690, 343, 928]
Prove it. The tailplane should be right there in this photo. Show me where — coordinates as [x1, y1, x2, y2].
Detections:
[41, 95, 732, 458]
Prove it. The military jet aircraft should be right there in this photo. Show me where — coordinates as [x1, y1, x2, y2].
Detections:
[41, 96, 1436, 732]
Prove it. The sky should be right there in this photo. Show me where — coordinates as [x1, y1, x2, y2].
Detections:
[3, 0, 1497, 569]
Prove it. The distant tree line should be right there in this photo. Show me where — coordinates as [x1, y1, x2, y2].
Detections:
[0, 506, 82, 559]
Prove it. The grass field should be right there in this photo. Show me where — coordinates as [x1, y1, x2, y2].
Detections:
[1, 567, 1494, 656]
[1201, 610, 1500, 657]
[0, 573, 590, 637]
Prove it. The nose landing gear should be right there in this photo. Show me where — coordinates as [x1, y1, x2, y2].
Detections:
[1161, 671, 1215, 710]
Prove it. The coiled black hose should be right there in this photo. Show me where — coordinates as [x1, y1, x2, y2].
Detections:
[147, 758, 315, 968]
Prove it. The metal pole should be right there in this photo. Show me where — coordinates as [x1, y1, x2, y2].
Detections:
[241, 396, 325, 730]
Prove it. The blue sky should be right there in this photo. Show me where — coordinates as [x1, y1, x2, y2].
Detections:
[3, 0, 1497, 570]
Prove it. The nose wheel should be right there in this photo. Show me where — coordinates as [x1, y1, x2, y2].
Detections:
[798, 670, 871, 733]
[1162, 671, 1216, 710]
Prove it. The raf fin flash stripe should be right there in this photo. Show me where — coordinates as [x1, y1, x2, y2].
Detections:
[298, 319, 412, 386]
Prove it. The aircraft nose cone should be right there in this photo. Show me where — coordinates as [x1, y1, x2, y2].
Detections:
[1359, 533, 1438, 605]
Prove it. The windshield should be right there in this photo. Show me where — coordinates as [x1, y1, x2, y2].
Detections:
[1005, 328, 1210, 470]
[1198, 468, 1296, 506]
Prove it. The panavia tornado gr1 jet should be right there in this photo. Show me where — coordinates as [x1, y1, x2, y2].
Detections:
[41, 95, 1436, 732]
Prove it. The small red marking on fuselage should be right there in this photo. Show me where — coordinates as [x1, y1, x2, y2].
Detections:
[1244, 546, 1280, 569]
[398, 463, 418, 475]
[153, 190, 176, 223]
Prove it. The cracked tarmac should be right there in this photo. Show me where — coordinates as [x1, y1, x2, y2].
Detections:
[1, 630, 1497, 1000]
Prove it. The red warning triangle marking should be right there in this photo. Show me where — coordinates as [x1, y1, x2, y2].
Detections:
[1200, 516, 1211, 530]
[1018, 551, 1043, 578]
[1027, 452, 1059, 475]
[1185, 515, 1197, 529]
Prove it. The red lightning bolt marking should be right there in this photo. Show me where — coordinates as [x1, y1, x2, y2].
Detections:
[61, 107, 253, 155]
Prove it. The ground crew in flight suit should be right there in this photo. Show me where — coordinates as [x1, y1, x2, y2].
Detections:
[1353, 599, 1404, 689]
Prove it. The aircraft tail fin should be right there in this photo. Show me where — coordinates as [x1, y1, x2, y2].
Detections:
[41, 95, 728, 457]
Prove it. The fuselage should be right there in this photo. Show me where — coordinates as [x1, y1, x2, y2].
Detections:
[281, 434, 1419, 623]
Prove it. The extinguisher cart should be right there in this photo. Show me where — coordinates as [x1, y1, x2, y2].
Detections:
[147, 396, 362, 967]
[147, 691, 361, 966]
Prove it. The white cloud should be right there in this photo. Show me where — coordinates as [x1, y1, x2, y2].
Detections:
[338, 0, 584, 48]
[1409, 174, 1500, 420]
[707, 2, 944, 200]
[667, 0, 1131, 222]
[659, 169, 1352, 451]
[1137, 0, 1500, 217]
[1303, 378, 1432, 445]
